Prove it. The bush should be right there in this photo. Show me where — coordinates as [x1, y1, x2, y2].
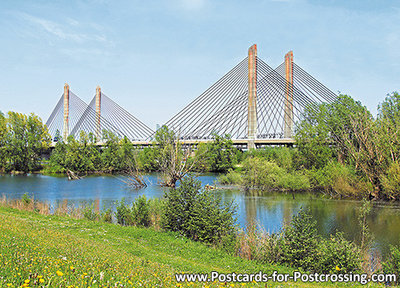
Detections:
[242, 158, 310, 190]
[22, 193, 31, 205]
[279, 209, 362, 273]
[132, 195, 150, 227]
[101, 208, 113, 223]
[162, 175, 237, 245]
[218, 169, 243, 185]
[82, 204, 99, 221]
[279, 172, 310, 191]
[383, 245, 400, 285]
[380, 161, 400, 200]
[148, 198, 164, 229]
[115, 196, 152, 227]
[315, 232, 362, 273]
[280, 208, 318, 271]
[115, 198, 134, 226]
[310, 161, 371, 197]
[246, 147, 297, 171]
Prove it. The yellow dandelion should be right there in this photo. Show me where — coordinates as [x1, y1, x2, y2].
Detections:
[24, 279, 30, 284]
[335, 266, 341, 271]
[56, 270, 64, 276]
[39, 278, 45, 283]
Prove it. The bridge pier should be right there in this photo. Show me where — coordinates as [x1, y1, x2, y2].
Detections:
[247, 44, 257, 149]
[63, 83, 69, 141]
[96, 86, 101, 140]
[284, 51, 294, 138]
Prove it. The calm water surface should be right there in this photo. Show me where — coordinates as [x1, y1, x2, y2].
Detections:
[1, 173, 400, 254]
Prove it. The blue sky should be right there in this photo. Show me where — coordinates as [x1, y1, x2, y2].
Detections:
[1, 0, 399, 129]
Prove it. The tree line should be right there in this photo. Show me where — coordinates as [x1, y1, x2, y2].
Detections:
[220, 92, 400, 200]
[1, 91, 400, 200]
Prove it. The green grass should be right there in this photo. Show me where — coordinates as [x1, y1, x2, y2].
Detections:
[0, 206, 384, 287]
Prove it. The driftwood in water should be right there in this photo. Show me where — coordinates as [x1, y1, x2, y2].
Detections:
[67, 170, 81, 180]
[116, 162, 147, 189]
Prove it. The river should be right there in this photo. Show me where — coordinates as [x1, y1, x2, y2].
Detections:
[1, 173, 400, 255]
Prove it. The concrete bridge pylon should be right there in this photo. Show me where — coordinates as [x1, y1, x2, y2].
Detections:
[247, 44, 257, 149]
[63, 83, 69, 141]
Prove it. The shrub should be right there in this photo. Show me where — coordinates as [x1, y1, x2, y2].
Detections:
[280, 208, 318, 271]
[22, 193, 31, 205]
[243, 158, 286, 189]
[101, 208, 113, 223]
[380, 161, 400, 200]
[162, 175, 237, 245]
[279, 172, 310, 191]
[115, 196, 152, 227]
[310, 161, 371, 197]
[315, 232, 362, 274]
[246, 147, 296, 171]
[115, 198, 134, 226]
[132, 195, 150, 227]
[242, 158, 310, 190]
[82, 204, 99, 221]
[383, 245, 400, 285]
[148, 198, 164, 229]
[218, 169, 243, 185]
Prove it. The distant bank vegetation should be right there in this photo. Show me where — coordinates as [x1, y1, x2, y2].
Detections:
[1, 91, 400, 200]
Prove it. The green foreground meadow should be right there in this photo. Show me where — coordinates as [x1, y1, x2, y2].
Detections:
[0, 206, 384, 288]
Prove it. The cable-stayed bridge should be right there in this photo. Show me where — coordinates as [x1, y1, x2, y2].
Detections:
[46, 44, 337, 149]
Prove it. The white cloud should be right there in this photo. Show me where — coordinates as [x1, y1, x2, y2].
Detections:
[17, 12, 109, 44]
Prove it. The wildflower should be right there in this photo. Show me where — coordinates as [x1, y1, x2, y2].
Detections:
[24, 279, 30, 284]
[335, 266, 341, 271]
[56, 270, 64, 276]
[39, 279, 45, 283]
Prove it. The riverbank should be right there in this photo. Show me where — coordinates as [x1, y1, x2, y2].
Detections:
[0, 205, 386, 287]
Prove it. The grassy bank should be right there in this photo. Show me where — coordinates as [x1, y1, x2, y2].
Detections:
[0, 205, 384, 287]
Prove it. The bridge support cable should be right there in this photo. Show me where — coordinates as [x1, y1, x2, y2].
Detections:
[68, 91, 125, 140]
[162, 46, 338, 144]
[164, 58, 248, 134]
[45, 94, 64, 139]
[162, 57, 249, 139]
[96, 92, 154, 140]
[257, 59, 322, 137]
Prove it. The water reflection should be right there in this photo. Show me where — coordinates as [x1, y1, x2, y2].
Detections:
[1, 174, 400, 254]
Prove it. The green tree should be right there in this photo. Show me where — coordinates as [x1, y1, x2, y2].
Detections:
[205, 133, 237, 172]
[281, 208, 318, 271]
[153, 126, 199, 187]
[2, 112, 50, 172]
[0, 112, 7, 170]
[101, 130, 122, 172]
[162, 175, 237, 245]
[295, 94, 368, 169]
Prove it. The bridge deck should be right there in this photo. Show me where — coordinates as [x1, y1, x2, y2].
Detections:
[50, 138, 295, 148]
